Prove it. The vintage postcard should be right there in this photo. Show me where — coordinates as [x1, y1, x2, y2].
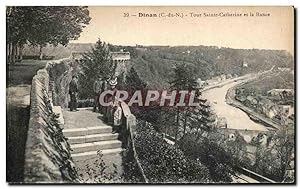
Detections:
[6, 6, 295, 184]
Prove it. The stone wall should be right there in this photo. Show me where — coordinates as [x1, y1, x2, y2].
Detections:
[49, 58, 75, 108]
[23, 62, 78, 183]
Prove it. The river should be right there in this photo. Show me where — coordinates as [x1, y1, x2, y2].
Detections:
[202, 80, 268, 131]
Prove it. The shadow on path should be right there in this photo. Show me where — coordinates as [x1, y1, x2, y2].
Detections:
[7, 105, 30, 182]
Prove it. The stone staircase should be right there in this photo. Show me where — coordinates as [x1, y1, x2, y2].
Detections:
[62, 108, 124, 177]
[64, 126, 123, 160]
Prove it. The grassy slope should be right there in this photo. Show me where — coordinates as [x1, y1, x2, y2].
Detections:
[130, 47, 294, 88]
[239, 71, 294, 94]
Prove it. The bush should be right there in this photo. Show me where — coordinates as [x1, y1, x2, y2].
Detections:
[178, 130, 254, 183]
[178, 134, 234, 182]
[134, 121, 210, 183]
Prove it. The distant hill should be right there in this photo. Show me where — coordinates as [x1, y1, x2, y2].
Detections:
[24, 43, 294, 88]
[130, 46, 294, 88]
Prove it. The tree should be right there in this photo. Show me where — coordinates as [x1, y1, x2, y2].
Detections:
[178, 133, 234, 182]
[169, 64, 197, 144]
[135, 121, 210, 183]
[170, 63, 197, 91]
[125, 67, 155, 121]
[223, 131, 252, 168]
[78, 38, 115, 99]
[6, 6, 91, 64]
[254, 128, 294, 182]
[125, 67, 147, 91]
[188, 100, 217, 140]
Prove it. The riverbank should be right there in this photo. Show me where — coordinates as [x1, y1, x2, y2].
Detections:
[202, 81, 267, 131]
[225, 81, 280, 131]
[201, 74, 254, 92]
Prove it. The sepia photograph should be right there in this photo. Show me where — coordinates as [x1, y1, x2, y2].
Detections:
[6, 6, 295, 184]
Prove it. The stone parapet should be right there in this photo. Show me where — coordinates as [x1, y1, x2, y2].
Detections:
[23, 61, 78, 183]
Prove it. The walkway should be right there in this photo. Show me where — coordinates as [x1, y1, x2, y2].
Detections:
[62, 108, 124, 182]
[7, 60, 47, 182]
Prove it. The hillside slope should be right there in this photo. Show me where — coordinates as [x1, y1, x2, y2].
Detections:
[23, 44, 294, 88]
[130, 46, 293, 88]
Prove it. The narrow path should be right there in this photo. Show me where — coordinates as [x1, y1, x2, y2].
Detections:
[62, 108, 124, 182]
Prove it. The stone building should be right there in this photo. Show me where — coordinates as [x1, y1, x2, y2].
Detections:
[109, 51, 130, 82]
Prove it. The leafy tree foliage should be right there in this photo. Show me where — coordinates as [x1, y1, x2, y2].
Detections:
[124, 66, 164, 124]
[177, 98, 217, 140]
[169, 64, 198, 143]
[178, 131, 242, 183]
[170, 63, 197, 91]
[134, 121, 210, 183]
[125, 67, 147, 91]
[130, 46, 293, 89]
[78, 38, 115, 99]
[253, 128, 294, 182]
[6, 6, 91, 64]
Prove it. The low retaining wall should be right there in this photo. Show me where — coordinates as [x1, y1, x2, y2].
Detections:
[23, 61, 78, 183]
[120, 101, 148, 183]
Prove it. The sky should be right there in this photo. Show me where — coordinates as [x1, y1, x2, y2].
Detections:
[74, 6, 294, 55]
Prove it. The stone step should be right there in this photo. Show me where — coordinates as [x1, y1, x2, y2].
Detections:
[72, 148, 124, 161]
[63, 126, 112, 137]
[70, 140, 122, 154]
[67, 133, 120, 144]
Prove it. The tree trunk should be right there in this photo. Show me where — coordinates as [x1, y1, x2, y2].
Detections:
[11, 43, 16, 65]
[39, 46, 43, 60]
[8, 43, 13, 64]
[19, 44, 23, 61]
[7, 43, 10, 64]
[183, 108, 188, 136]
[15, 45, 19, 61]
[174, 108, 180, 144]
